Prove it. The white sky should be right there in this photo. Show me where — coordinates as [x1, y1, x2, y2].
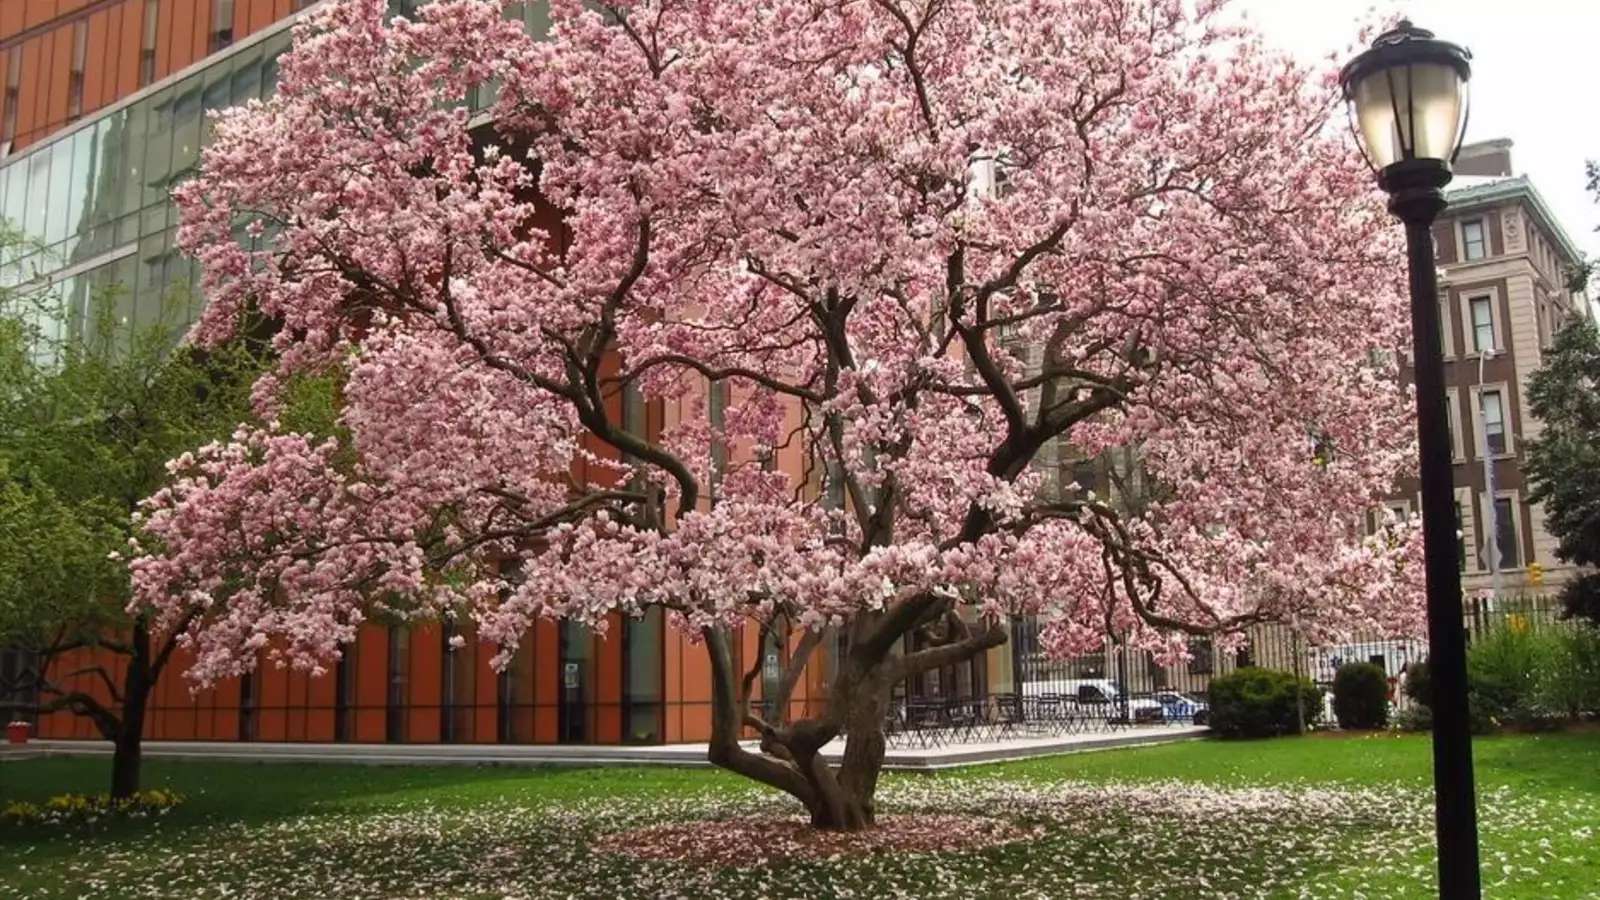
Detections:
[1227, 0, 1600, 262]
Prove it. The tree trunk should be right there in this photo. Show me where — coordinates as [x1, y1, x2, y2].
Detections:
[787, 675, 888, 831]
[701, 616, 1001, 833]
[828, 666, 891, 829]
[111, 665, 149, 799]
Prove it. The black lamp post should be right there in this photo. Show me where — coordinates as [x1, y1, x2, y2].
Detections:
[1341, 21, 1479, 900]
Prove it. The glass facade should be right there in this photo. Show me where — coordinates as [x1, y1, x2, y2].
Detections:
[14, 2, 703, 748]
[1, 2, 550, 350]
[0, 25, 295, 349]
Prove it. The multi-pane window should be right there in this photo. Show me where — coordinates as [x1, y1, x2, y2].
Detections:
[1443, 391, 1457, 459]
[1455, 501, 1466, 571]
[1480, 389, 1506, 456]
[385, 626, 410, 742]
[1, 51, 20, 146]
[1462, 219, 1487, 261]
[140, 0, 160, 87]
[1469, 295, 1495, 352]
[1493, 497, 1520, 569]
[67, 21, 90, 120]
[211, 0, 237, 53]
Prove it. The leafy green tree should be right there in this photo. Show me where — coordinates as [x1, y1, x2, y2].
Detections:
[0, 250, 262, 797]
[1525, 318, 1600, 624]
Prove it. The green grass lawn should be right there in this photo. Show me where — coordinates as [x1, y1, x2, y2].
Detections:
[3, 731, 1597, 898]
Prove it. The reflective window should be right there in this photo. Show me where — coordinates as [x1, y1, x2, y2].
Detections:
[143, 88, 177, 209]
[1494, 497, 1520, 569]
[262, 33, 293, 96]
[508, 2, 552, 37]
[68, 21, 90, 120]
[63, 130, 95, 247]
[81, 117, 121, 253]
[52, 272, 79, 341]
[170, 78, 206, 189]
[136, 231, 170, 326]
[1481, 389, 1506, 456]
[201, 61, 235, 150]
[94, 255, 140, 352]
[140, 0, 160, 87]
[230, 46, 264, 105]
[45, 140, 74, 247]
[2, 50, 20, 146]
[1462, 219, 1486, 261]
[211, 0, 237, 53]
[24, 151, 51, 246]
[2, 158, 25, 235]
[625, 609, 663, 743]
[114, 104, 149, 223]
[1470, 295, 1494, 352]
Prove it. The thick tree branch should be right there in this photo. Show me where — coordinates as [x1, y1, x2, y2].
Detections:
[893, 619, 1008, 680]
[703, 626, 817, 805]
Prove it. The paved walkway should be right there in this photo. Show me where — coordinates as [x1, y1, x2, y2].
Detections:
[5, 725, 1205, 771]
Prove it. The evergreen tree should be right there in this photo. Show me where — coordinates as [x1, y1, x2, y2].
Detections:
[1526, 319, 1600, 623]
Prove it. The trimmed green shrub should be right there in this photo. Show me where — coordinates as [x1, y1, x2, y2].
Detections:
[1393, 704, 1432, 732]
[1207, 667, 1323, 738]
[1468, 623, 1555, 728]
[1535, 624, 1600, 721]
[1402, 659, 1432, 709]
[1332, 662, 1390, 730]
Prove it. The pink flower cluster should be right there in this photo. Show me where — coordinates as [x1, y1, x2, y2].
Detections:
[134, 0, 1423, 687]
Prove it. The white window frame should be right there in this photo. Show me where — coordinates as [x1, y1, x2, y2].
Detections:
[1385, 499, 1411, 525]
[1459, 217, 1488, 261]
[1469, 382, 1513, 459]
[1477, 490, 1525, 572]
[1454, 487, 1475, 573]
[1369, 499, 1412, 536]
[1438, 296, 1456, 360]
[1456, 286, 1504, 356]
[1444, 387, 1464, 462]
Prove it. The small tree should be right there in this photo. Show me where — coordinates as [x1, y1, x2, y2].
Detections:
[0, 269, 260, 797]
[1525, 319, 1600, 624]
[133, 0, 1422, 830]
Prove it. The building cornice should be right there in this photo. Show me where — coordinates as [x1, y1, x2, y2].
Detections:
[1445, 177, 1584, 268]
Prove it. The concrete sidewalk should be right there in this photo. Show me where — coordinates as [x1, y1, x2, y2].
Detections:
[6, 724, 1205, 771]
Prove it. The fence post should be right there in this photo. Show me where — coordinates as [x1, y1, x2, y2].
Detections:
[1291, 623, 1306, 734]
[1114, 632, 1130, 722]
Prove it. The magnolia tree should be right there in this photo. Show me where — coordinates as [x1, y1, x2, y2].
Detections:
[133, 0, 1422, 829]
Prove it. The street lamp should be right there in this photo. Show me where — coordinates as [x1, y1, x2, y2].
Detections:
[1341, 21, 1479, 900]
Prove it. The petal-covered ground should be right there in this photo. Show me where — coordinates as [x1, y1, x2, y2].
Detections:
[5, 732, 1599, 898]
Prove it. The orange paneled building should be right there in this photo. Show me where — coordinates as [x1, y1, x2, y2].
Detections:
[1, 1, 315, 156]
[4, 1, 997, 746]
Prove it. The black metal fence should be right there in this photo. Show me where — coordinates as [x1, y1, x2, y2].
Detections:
[1008, 593, 1565, 716]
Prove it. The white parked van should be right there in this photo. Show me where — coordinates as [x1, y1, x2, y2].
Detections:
[1019, 678, 1165, 723]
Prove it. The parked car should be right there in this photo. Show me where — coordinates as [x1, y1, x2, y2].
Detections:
[1023, 679, 1165, 723]
[1152, 690, 1209, 725]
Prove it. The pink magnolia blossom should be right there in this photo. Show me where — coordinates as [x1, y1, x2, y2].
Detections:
[134, 0, 1421, 715]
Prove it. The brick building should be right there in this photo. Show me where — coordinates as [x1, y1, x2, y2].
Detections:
[1381, 139, 1592, 602]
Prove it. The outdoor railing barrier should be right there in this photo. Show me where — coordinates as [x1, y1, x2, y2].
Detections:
[882, 691, 1202, 747]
